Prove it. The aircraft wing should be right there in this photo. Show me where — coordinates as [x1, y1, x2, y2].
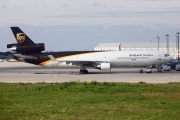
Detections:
[64, 60, 102, 67]
[48, 55, 107, 67]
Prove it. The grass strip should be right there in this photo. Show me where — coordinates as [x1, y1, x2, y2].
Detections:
[0, 82, 180, 120]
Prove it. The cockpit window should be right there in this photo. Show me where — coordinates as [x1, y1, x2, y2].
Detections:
[165, 54, 169, 57]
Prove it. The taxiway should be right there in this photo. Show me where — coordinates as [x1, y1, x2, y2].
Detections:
[0, 62, 180, 83]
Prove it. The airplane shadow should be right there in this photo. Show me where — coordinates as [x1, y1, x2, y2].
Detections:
[33, 71, 142, 75]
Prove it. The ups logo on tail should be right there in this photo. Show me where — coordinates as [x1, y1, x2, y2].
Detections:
[16, 33, 25, 43]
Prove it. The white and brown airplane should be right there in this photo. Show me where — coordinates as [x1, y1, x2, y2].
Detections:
[7, 27, 173, 74]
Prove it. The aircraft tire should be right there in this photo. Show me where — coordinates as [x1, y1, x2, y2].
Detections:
[84, 70, 88, 74]
[79, 70, 83, 74]
[79, 70, 89, 74]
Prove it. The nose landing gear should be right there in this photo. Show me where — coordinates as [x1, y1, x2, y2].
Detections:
[157, 66, 164, 72]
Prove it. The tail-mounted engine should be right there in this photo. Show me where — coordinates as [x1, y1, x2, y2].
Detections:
[7, 43, 45, 53]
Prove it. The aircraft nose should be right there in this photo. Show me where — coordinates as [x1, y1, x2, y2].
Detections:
[168, 56, 173, 62]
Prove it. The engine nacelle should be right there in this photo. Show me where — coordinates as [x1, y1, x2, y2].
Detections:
[95, 63, 111, 70]
[8, 43, 45, 53]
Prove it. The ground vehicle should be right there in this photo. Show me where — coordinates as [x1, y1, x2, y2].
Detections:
[146, 68, 152, 73]
[162, 65, 171, 71]
[176, 64, 180, 71]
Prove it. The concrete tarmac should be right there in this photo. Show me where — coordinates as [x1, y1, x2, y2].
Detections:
[0, 62, 180, 83]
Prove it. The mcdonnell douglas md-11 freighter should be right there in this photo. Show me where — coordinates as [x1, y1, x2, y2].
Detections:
[7, 27, 173, 74]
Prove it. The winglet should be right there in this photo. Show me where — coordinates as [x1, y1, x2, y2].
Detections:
[48, 55, 57, 62]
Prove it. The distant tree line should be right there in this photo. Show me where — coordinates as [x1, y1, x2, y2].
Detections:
[0, 51, 14, 59]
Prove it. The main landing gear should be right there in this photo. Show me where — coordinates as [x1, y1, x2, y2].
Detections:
[79, 69, 89, 74]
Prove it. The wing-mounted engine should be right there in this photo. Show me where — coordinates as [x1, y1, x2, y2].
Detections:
[7, 43, 45, 53]
[95, 63, 111, 70]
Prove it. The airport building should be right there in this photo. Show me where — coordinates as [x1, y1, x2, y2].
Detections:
[94, 42, 179, 59]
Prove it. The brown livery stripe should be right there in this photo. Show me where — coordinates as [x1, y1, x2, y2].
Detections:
[38, 51, 103, 66]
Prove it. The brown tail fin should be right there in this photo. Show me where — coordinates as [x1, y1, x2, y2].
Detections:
[11, 27, 35, 45]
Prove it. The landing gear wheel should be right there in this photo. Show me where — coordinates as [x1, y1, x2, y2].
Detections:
[157, 66, 164, 72]
[140, 69, 143, 73]
[79, 70, 89, 74]
[84, 70, 88, 74]
[80, 70, 83, 74]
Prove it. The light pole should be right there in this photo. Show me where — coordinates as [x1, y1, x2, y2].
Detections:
[157, 36, 160, 51]
[175, 35, 178, 60]
[166, 34, 169, 54]
[176, 32, 180, 61]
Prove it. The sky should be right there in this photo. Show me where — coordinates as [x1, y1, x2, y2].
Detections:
[0, 0, 180, 52]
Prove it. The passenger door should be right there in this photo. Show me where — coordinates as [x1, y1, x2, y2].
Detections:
[158, 54, 162, 61]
